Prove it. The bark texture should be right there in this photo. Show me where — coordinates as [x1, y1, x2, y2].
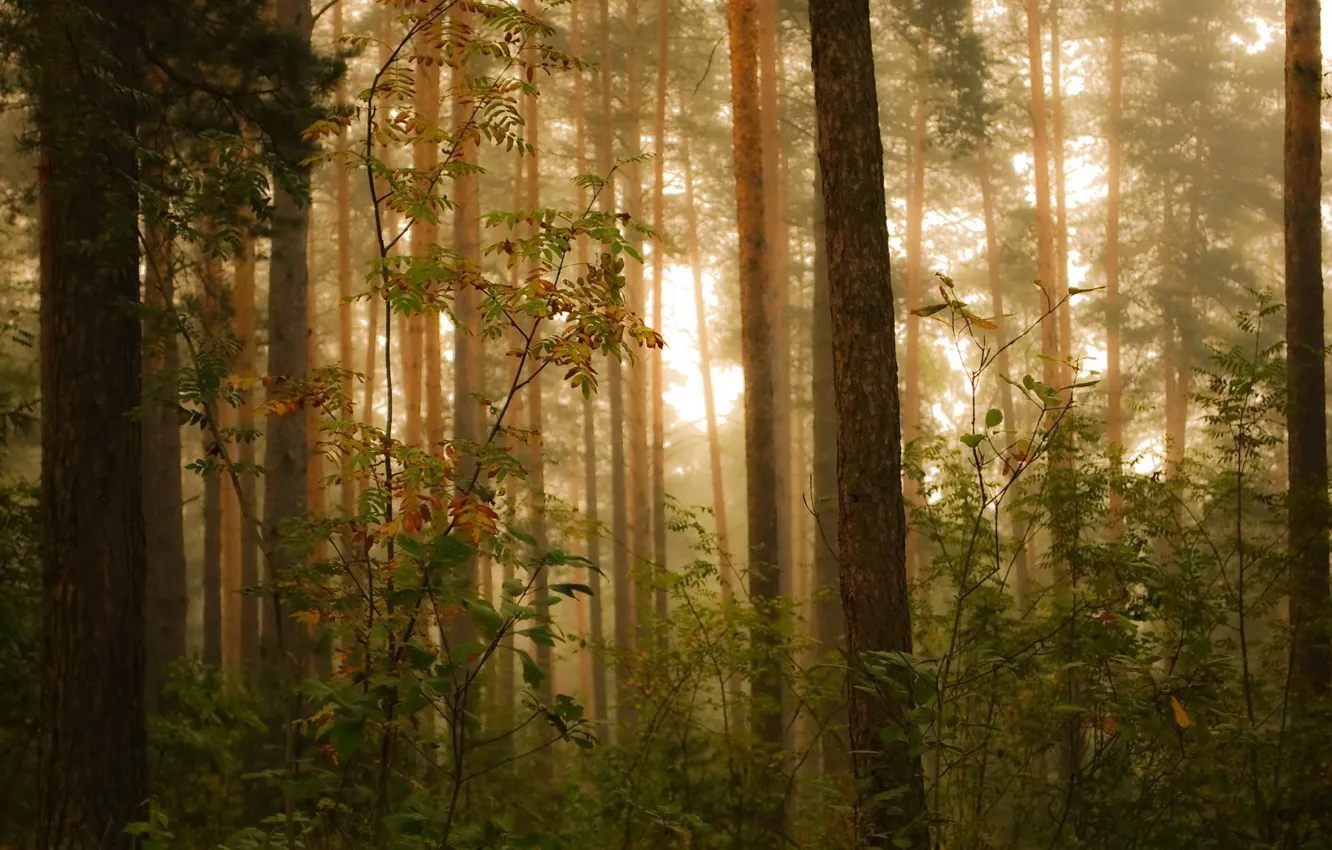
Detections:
[1285, 0, 1330, 698]
[809, 0, 928, 843]
[36, 1, 147, 844]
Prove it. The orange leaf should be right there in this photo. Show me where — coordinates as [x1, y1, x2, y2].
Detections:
[1170, 695, 1193, 729]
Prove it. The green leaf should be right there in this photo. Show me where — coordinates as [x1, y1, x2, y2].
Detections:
[550, 582, 595, 599]
[985, 408, 1003, 429]
[430, 532, 474, 568]
[508, 525, 537, 546]
[465, 599, 504, 638]
[396, 534, 428, 562]
[960, 433, 985, 449]
[910, 303, 949, 318]
[518, 649, 546, 689]
[502, 577, 526, 597]
[328, 717, 365, 761]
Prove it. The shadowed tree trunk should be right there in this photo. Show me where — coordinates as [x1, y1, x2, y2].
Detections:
[34, 1, 147, 844]
[235, 228, 261, 670]
[1285, 0, 1330, 699]
[810, 0, 928, 843]
[263, 0, 314, 670]
[726, 0, 782, 754]
[336, 0, 356, 521]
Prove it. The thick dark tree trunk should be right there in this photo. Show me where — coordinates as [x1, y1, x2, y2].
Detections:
[1285, 0, 1330, 699]
[263, 0, 314, 671]
[35, 1, 147, 845]
[809, 0, 928, 844]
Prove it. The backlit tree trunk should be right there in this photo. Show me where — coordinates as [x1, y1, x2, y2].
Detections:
[810, 0, 928, 843]
[235, 229, 261, 669]
[1105, 0, 1124, 527]
[1284, 0, 1329, 698]
[35, 2, 147, 844]
[336, 0, 356, 519]
[1024, 0, 1060, 391]
[1051, 0, 1072, 380]
[903, 70, 927, 579]
[651, 0, 670, 624]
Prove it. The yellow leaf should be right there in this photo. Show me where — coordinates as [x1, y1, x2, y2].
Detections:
[1170, 695, 1193, 729]
[293, 610, 321, 627]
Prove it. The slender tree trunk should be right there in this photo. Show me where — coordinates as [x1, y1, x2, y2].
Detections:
[758, 0, 792, 601]
[1285, 0, 1329, 699]
[810, 1, 929, 843]
[726, 0, 782, 750]
[1051, 0, 1072, 381]
[651, 0, 670, 625]
[1105, 0, 1124, 527]
[1024, 0, 1060, 391]
[684, 138, 734, 595]
[571, 0, 608, 724]
[203, 254, 226, 667]
[810, 169, 847, 774]
[142, 140, 187, 704]
[264, 0, 314, 670]
[626, 0, 652, 654]
[36, 2, 146, 843]
[235, 229, 261, 670]
[903, 71, 927, 580]
[599, 0, 635, 734]
[336, 0, 356, 519]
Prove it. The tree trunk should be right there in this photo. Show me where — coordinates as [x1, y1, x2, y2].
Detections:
[809, 0, 928, 843]
[683, 138, 735, 596]
[1105, 0, 1124, 527]
[626, 0, 652, 655]
[651, 0, 670, 625]
[726, 0, 782, 750]
[903, 72, 927, 580]
[1051, 0, 1072, 382]
[264, 0, 314, 670]
[36, 2, 147, 844]
[336, 0, 356, 519]
[1024, 0, 1060, 392]
[203, 250, 225, 666]
[810, 169, 846, 774]
[571, 0, 608, 724]
[1285, 0, 1329, 699]
[598, 0, 635, 734]
[235, 229, 261, 670]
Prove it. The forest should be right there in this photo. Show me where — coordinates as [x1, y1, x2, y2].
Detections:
[1, 0, 1330, 846]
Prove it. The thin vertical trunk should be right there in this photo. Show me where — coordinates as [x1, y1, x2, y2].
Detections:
[36, 2, 146, 842]
[809, 0, 928, 841]
[977, 146, 1028, 606]
[903, 71, 927, 579]
[336, 0, 356, 519]
[758, 0, 791, 600]
[264, 0, 314, 669]
[626, 0, 652, 654]
[572, 0, 608, 726]
[598, 0, 635, 734]
[1024, 0, 1060, 391]
[235, 230, 261, 670]
[142, 142, 187, 704]
[650, 0, 670, 624]
[684, 139, 734, 595]
[412, 18, 439, 455]
[203, 257, 226, 667]
[1051, 0, 1072, 379]
[1105, 0, 1124, 526]
[725, 0, 782, 752]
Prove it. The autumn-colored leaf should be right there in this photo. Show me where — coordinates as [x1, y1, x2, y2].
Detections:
[1170, 695, 1193, 729]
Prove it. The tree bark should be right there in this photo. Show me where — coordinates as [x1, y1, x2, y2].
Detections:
[1051, 0, 1072, 382]
[336, 0, 356, 520]
[726, 0, 782, 750]
[1284, 0, 1329, 699]
[36, 2, 147, 844]
[263, 0, 314, 669]
[1105, 0, 1124, 527]
[809, 0, 929, 843]
[651, 0, 670, 625]
[1024, 0, 1060, 392]
[903, 71, 927, 580]
[235, 230, 261, 670]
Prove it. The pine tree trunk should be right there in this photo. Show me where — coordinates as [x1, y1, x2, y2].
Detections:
[1284, 0, 1328, 697]
[625, 0, 652, 654]
[235, 230, 261, 670]
[1051, 0, 1072, 381]
[1024, 0, 1060, 392]
[726, 0, 782, 752]
[336, 0, 356, 520]
[36, 2, 147, 843]
[683, 138, 735, 597]
[203, 253, 226, 667]
[903, 72, 927, 579]
[571, 0, 608, 724]
[810, 169, 846, 774]
[809, 0, 928, 843]
[650, 0, 670, 625]
[264, 0, 314, 671]
[598, 0, 635, 734]
[1105, 0, 1124, 526]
